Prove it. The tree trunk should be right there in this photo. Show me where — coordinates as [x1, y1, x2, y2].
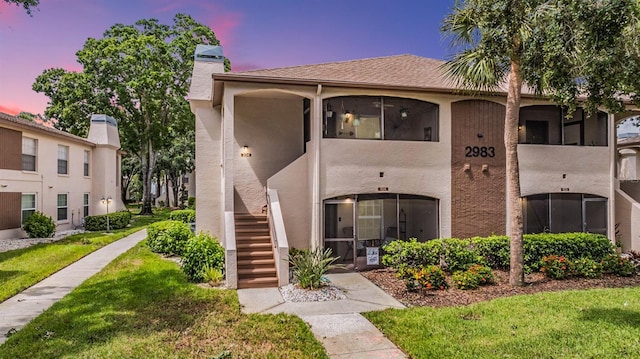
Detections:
[171, 175, 180, 208]
[164, 172, 170, 207]
[506, 60, 525, 286]
[139, 141, 155, 215]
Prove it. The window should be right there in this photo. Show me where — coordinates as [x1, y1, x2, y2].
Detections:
[58, 145, 68, 174]
[57, 193, 68, 221]
[83, 150, 90, 176]
[523, 193, 607, 234]
[519, 106, 608, 146]
[323, 96, 439, 141]
[83, 193, 90, 218]
[22, 137, 37, 171]
[21, 193, 36, 224]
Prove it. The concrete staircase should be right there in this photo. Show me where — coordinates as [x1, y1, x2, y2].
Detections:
[235, 213, 278, 289]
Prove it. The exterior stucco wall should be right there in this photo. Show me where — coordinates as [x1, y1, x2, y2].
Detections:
[192, 100, 223, 240]
[615, 189, 640, 251]
[233, 95, 305, 214]
[267, 154, 310, 250]
[519, 145, 610, 198]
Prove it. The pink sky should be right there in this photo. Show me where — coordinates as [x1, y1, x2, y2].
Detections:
[0, 0, 454, 116]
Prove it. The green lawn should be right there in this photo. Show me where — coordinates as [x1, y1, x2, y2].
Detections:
[364, 287, 640, 358]
[0, 209, 170, 302]
[0, 243, 327, 359]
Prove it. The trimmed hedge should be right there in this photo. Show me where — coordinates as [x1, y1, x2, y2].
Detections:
[146, 220, 193, 256]
[168, 209, 195, 223]
[84, 211, 132, 231]
[382, 233, 615, 274]
[187, 196, 196, 210]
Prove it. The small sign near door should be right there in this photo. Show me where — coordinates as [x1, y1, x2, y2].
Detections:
[366, 247, 379, 265]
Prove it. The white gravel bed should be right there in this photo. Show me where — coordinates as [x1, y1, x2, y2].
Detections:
[279, 283, 347, 302]
[0, 230, 85, 253]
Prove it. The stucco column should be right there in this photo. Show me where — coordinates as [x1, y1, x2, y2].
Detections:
[608, 113, 616, 241]
[222, 88, 236, 214]
[311, 85, 323, 249]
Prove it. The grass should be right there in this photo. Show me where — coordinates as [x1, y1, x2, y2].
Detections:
[0, 209, 170, 302]
[364, 287, 640, 358]
[0, 243, 327, 358]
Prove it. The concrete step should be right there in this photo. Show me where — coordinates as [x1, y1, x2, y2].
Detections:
[237, 250, 273, 258]
[236, 236, 271, 243]
[235, 213, 267, 221]
[238, 276, 278, 289]
[238, 258, 275, 267]
[237, 242, 272, 250]
[235, 228, 270, 234]
[238, 267, 277, 276]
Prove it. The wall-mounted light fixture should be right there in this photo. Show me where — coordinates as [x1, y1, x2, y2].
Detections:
[518, 125, 523, 131]
[400, 108, 408, 119]
[101, 196, 113, 232]
[0, 184, 7, 188]
[326, 103, 333, 118]
[482, 164, 489, 172]
[241, 145, 252, 157]
[48, 185, 54, 189]
[463, 163, 471, 172]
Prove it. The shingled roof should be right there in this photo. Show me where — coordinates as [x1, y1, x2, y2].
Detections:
[0, 112, 94, 146]
[215, 54, 520, 95]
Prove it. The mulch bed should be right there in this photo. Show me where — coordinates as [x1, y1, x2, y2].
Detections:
[361, 268, 640, 308]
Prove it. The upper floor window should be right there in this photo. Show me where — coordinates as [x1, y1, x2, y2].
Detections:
[84, 150, 90, 176]
[22, 137, 37, 171]
[58, 145, 69, 174]
[519, 106, 608, 146]
[323, 96, 439, 141]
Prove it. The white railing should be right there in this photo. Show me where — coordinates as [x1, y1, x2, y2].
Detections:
[267, 189, 290, 286]
[224, 211, 238, 288]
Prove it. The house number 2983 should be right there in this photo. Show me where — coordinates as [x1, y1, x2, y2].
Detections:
[465, 146, 495, 158]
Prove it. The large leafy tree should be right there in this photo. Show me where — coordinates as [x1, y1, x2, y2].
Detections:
[34, 14, 229, 214]
[443, 0, 638, 286]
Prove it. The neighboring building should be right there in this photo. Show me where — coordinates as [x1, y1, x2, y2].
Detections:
[188, 46, 640, 288]
[0, 112, 125, 239]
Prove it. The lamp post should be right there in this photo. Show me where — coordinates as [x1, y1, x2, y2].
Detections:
[101, 196, 112, 232]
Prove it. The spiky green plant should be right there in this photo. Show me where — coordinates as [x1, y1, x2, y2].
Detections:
[289, 248, 339, 289]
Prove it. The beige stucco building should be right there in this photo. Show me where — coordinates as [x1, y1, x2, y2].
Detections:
[189, 45, 640, 288]
[0, 113, 125, 239]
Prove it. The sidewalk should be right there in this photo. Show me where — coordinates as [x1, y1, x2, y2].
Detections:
[238, 272, 408, 358]
[0, 229, 147, 345]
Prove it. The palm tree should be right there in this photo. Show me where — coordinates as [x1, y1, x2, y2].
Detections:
[442, 0, 635, 286]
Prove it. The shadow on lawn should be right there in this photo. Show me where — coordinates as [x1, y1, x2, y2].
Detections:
[0, 270, 26, 283]
[0, 249, 235, 358]
[580, 307, 640, 328]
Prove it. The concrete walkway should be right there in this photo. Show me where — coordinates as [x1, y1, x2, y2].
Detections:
[238, 272, 407, 358]
[0, 229, 147, 345]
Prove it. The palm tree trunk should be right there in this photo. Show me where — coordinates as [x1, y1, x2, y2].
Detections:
[506, 60, 525, 286]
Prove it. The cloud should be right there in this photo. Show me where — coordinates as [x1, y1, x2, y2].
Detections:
[0, 104, 22, 115]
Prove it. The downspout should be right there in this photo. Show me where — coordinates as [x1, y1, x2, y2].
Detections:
[609, 113, 616, 242]
[311, 84, 323, 249]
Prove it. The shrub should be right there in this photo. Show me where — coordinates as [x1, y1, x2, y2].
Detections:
[289, 248, 339, 289]
[452, 264, 495, 290]
[523, 233, 614, 272]
[572, 257, 603, 278]
[168, 209, 195, 223]
[441, 238, 485, 272]
[601, 254, 636, 277]
[146, 220, 193, 255]
[404, 265, 448, 291]
[182, 232, 225, 282]
[22, 211, 55, 238]
[540, 255, 572, 279]
[472, 236, 510, 269]
[84, 211, 132, 231]
[202, 266, 224, 286]
[382, 238, 441, 278]
[187, 196, 196, 210]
